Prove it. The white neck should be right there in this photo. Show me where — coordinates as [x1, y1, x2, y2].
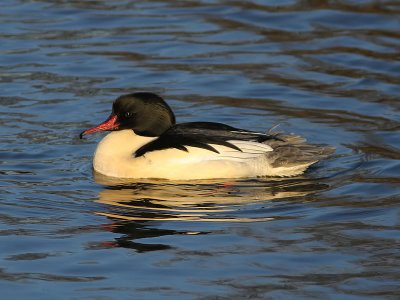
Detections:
[93, 130, 156, 177]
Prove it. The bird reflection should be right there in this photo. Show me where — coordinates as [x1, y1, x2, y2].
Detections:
[93, 171, 329, 252]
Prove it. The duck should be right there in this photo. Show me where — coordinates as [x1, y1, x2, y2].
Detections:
[80, 92, 333, 180]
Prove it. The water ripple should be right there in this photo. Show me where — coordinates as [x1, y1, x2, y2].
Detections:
[1, 0, 399, 299]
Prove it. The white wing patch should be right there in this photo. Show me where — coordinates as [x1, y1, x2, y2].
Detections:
[211, 140, 273, 161]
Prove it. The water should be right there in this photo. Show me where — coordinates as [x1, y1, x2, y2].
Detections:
[1, 0, 399, 299]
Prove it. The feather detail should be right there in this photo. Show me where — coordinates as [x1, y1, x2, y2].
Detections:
[134, 122, 277, 157]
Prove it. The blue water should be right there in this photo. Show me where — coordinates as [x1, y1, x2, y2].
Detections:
[1, 0, 399, 299]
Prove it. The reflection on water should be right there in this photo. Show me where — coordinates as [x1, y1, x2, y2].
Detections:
[1, 0, 400, 299]
[93, 172, 330, 251]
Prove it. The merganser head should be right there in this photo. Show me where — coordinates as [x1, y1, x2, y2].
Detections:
[80, 92, 176, 138]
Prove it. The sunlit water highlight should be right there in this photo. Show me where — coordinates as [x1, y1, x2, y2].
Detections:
[0, 0, 399, 299]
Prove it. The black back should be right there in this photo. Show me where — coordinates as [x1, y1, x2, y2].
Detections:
[134, 122, 278, 157]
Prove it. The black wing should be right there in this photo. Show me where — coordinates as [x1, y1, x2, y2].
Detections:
[134, 122, 278, 157]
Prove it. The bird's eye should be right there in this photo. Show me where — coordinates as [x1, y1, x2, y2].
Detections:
[124, 112, 132, 118]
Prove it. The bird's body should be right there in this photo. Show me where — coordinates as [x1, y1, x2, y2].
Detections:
[81, 93, 333, 180]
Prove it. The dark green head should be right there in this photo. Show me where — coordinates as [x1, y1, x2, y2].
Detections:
[80, 92, 176, 138]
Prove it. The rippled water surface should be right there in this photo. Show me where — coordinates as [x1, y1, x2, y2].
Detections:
[1, 0, 399, 299]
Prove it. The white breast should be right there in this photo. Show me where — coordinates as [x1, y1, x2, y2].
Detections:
[93, 130, 156, 178]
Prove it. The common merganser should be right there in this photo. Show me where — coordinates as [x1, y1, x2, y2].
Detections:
[80, 92, 333, 180]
